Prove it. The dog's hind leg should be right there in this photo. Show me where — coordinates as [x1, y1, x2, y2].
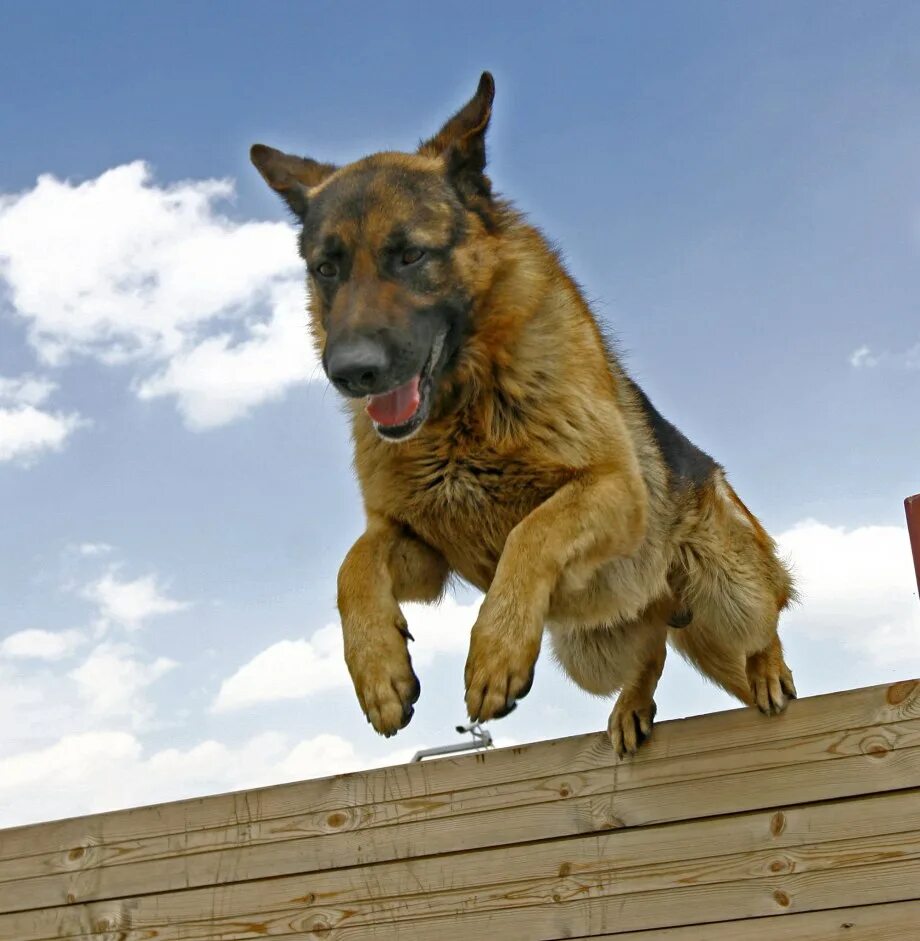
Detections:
[607, 620, 668, 757]
[746, 632, 797, 715]
[667, 623, 752, 705]
[551, 608, 668, 757]
[668, 548, 797, 715]
[669, 472, 797, 715]
[670, 615, 796, 715]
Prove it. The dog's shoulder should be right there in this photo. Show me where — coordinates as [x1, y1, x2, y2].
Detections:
[622, 376, 718, 488]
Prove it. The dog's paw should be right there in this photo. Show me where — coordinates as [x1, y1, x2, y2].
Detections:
[608, 696, 657, 758]
[746, 648, 797, 716]
[464, 604, 540, 722]
[346, 616, 420, 737]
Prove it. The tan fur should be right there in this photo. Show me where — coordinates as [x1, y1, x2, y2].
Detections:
[252, 73, 796, 753]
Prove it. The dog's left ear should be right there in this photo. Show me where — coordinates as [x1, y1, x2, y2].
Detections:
[250, 144, 337, 217]
[419, 72, 495, 204]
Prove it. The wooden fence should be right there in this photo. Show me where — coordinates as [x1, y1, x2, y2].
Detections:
[2, 679, 920, 939]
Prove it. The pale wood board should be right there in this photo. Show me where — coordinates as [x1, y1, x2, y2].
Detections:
[1, 681, 919, 941]
[569, 899, 920, 940]
[1, 685, 918, 911]
[10, 852, 920, 940]
[1, 679, 916, 866]
[2, 721, 919, 913]
[5, 792, 920, 940]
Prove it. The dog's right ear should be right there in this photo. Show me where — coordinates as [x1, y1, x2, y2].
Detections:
[418, 72, 495, 207]
[249, 144, 337, 216]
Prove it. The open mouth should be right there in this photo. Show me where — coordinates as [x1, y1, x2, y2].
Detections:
[365, 331, 446, 441]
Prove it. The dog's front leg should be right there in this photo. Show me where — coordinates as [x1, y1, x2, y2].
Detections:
[338, 515, 449, 736]
[465, 465, 647, 722]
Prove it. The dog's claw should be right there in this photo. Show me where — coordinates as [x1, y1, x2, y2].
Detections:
[347, 620, 420, 737]
[465, 660, 536, 723]
[490, 699, 519, 721]
[463, 596, 541, 723]
[746, 646, 796, 717]
[609, 698, 657, 758]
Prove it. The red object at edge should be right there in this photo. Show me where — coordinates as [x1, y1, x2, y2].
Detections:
[907, 494, 920, 598]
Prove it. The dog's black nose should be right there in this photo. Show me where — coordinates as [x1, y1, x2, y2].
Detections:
[325, 335, 392, 397]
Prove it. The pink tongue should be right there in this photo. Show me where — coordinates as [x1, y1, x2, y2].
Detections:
[366, 376, 421, 427]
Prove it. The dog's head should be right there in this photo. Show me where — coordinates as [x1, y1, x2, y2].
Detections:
[251, 73, 498, 441]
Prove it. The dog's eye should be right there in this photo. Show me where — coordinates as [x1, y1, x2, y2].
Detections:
[400, 248, 425, 266]
[316, 261, 337, 279]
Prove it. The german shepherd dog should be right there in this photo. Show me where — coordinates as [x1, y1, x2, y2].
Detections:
[251, 73, 796, 755]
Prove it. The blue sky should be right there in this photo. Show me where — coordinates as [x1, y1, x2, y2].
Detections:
[1, 2, 918, 827]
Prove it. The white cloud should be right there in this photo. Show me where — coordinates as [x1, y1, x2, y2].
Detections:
[83, 571, 189, 630]
[0, 373, 84, 464]
[404, 594, 481, 663]
[0, 563, 192, 744]
[212, 625, 349, 712]
[252, 732, 364, 785]
[0, 628, 85, 660]
[0, 732, 141, 801]
[0, 162, 319, 429]
[849, 345, 880, 368]
[70, 642, 176, 721]
[0, 636, 180, 759]
[136, 278, 317, 429]
[0, 406, 84, 463]
[849, 342, 920, 370]
[778, 519, 920, 665]
[0, 374, 56, 406]
[212, 595, 480, 713]
[0, 663, 81, 754]
[77, 541, 113, 557]
[0, 729, 390, 827]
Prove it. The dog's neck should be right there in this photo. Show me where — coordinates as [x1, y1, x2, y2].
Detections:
[432, 209, 614, 442]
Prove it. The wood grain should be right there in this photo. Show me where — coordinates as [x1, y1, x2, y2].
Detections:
[570, 899, 920, 940]
[2, 679, 916, 867]
[1, 680, 918, 940]
[8, 842, 920, 940]
[2, 682, 918, 911]
[2, 716, 919, 912]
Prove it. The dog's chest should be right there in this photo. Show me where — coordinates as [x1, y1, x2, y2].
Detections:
[387, 448, 564, 588]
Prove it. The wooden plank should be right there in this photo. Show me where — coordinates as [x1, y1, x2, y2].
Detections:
[570, 899, 920, 939]
[1, 679, 916, 872]
[3, 712, 920, 914]
[1, 685, 918, 910]
[10, 842, 920, 940]
[5, 791, 920, 940]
